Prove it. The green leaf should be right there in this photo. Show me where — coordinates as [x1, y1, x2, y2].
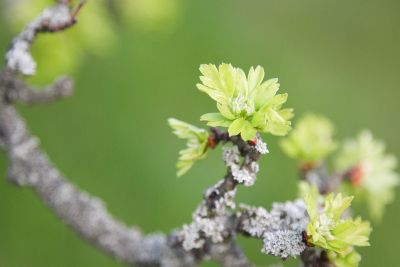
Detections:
[206, 120, 232, 127]
[278, 108, 295, 120]
[199, 64, 223, 90]
[228, 118, 247, 136]
[333, 218, 371, 247]
[304, 186, 319, 220]
[280, 113, 337, 163]
[196, 63, 293, 138]
[168, 118, 210, 176]
[251, 111, 265, 128]
[263, 120, 291, 136]
[176, 160, 194, 177]
[253, 78, 280, 109]
[270, 93, 288, 108]
[217, 103, 236, 120]
[218, 63, 237, 97]
[304, 189, 371, 255]
[241, 123, 257, 141]
[200, 113, 225, 122]
[200, 113, 232, 127]
[196, 83, 227, 105]
[247, 65, 265, 93]
[328, 249, 362, 267]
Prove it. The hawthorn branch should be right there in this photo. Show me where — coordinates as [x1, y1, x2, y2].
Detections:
[0, 2, 315, 267]
[5, 1, 85, 76]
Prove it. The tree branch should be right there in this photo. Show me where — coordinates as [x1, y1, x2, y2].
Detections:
[5, 1, 85, 75]
[4, 74, 74, 105]
[0, 2, 314, 267]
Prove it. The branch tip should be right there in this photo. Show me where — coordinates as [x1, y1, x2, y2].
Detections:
[71, 0, 87, 20]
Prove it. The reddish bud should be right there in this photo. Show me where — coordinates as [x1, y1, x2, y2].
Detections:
[300, 162, 317, 173]
[207, 136, 218, 149]
[248, 138, 257, 145]
[348, 165, 364, 187]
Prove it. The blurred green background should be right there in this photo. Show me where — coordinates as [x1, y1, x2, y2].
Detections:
[0, 0, 399, 266]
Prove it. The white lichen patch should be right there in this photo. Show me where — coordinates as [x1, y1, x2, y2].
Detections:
[255, 137, 269, 154]
[239, 199, 309, 259]
[269, 199, 309, 231]
[6, 41, 36, 75]
[223, 146, 240, 167]
[180, 223, 205, 250]
[250, 161, 260, 174]
[5, 4, 71, 75]
[239, 205, 269, 238]
[231, 162, 259, 186]
[262, 230, 306, 258]
[213, 188, 237, 213]
[42, 5, 71, 27]
[223, 145, 260, 186]
[203, 179, 237, 214]
[179, 216, 228, 251]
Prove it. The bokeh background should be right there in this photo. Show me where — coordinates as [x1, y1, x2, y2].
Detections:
[0, 0, 399, 266]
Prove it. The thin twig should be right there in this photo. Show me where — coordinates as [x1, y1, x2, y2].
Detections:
[71, 0, 87, 20]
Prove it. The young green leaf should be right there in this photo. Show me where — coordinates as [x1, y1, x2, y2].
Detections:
[197, 63, 293, 141]
[168, 118, 210, 177]
[304, 191, 371, 256]
[327, 249, 361, 267]
[280, 114, 337, 163]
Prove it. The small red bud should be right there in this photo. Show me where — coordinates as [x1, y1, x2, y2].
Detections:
[248, 138, 257, 145]
[207, 136, 218, 149]
[348, 165, 364, 187]
[300, 162, 316, 173]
